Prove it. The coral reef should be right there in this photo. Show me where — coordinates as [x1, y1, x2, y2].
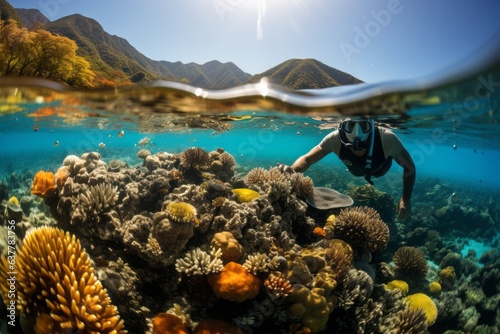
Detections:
[5, 148, 498, 333]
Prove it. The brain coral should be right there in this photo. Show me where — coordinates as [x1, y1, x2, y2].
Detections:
[393, 246, 429, 280]
[1, 226, 125, 333]
[405, 293, 438, 325]
[331, 206, 389, 254]
[31, 170, 57, 197]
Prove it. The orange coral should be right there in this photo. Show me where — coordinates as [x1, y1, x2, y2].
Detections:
[312, 227, 326, 238]
[31, 170, 56, 197]
[1, 226, 126, 333]
[194, 319, 240, 334]
[207, 262, 262, 302]
[211, 231, 244, 263]
[153, 313, 189, 334]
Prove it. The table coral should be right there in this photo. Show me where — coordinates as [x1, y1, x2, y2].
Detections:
[31, 170, 56, 197]
[0, 226, 125, 333]
[405, 293, 438, 326]
[264, 271, 294, 300]
[207, 262, 262, 302]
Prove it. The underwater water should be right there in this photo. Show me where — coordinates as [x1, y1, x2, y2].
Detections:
[0, 45, 500, 333]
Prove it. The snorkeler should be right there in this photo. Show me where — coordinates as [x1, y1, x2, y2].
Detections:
[278, 118, 416, 220]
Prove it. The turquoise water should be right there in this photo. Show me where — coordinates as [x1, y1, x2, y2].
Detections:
[1, 45, 500, 333]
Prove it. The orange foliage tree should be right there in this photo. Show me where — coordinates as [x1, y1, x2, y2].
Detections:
[0, 19, 95, 87]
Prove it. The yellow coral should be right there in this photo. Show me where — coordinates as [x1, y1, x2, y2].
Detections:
[207, 262, 262, 302]
[405, 293, 438, 326]
[438, 266, 456, 289]
[8, 196, 19, 206]
[0, 226, 125, 333]
[385, 280, 409, 295]
[428, 281, 442, 294]
[288, 285, 333, 333]
[166, 201, 197, 223]
[232, 188, 260, 203]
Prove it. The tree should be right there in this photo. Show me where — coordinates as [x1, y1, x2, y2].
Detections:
[0, 19, 95, 87]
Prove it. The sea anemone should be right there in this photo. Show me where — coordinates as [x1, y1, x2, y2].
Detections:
[232, 188, 260, 203]
[393, 246, 429, 280]
[180, 147, 209, 169]
[78, 183, 118, 216]
[166, 202, 197, 223]
[331, 206, 389, 254]
[31, 170, 57, 197]
[1, 226, 125, 333]
[405, 293, 438, 326]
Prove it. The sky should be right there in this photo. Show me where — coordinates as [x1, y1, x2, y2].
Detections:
[7, 0, 500, 83]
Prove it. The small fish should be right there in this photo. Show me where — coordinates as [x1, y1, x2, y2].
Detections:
[99, 142, 106, 149]
[453, 144, 457, 150]
[33, 124, 39, 131]
[54, 141, 59, 147]
[118, 130, 125, 138]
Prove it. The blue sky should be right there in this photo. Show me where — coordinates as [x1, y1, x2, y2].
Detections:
[8, 0, 500, 82]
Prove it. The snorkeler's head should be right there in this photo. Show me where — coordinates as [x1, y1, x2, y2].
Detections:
[339, 118, 373, 151]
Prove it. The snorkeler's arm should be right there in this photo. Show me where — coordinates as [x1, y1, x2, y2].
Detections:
[290, 145, 330, 173]
[289, 131, 338, 172]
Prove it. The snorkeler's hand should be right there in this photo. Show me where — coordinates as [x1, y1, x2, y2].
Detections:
[397, 197, 411, 220]
[276, 163, 295, 174]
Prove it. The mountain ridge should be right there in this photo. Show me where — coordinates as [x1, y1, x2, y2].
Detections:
[5, 2, 363, 89]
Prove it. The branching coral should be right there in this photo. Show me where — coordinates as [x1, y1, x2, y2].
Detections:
[405, 293, 438, 326]
[337, 268, 374, 310]
[393, 246, 429, 281]
[175, 247, 223, 276]
[264, 271, 294, 300]
[1, 226, 125, 333]
[243, 252, 271, 275]
[244, 167, 314, 199]
[31, 170, 57, 197]
[165, 201, 197, 224]
[331, 206, 389, 255]
[78, 183, 118, 216]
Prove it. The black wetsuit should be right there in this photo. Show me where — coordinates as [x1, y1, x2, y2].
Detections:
[338, 128, 393, 178]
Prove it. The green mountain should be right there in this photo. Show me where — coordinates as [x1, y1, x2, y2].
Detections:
[248, 58, 363, 89]
[16, 8, 49, 27]
[4, 1, 363, 89]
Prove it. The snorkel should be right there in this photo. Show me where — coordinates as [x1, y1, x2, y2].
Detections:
[364, 119, 376, 185]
